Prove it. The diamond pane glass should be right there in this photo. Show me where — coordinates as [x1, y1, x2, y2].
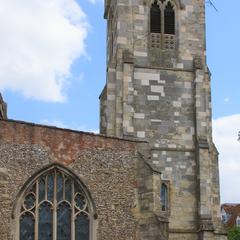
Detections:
[57, 202, 71, 240]
[39, 178, 45, 202]
[19, 168, 91, 240]
[65, 179, 71, 202]
[75, 193, 86, 210]
[24, 193, 36, 210]
[57, 174, 63, 202]
[75, 213, 89, 240]
[20, 213, 34, 240]
[38, 202, 53, 240]
[47, 173, 54, 202]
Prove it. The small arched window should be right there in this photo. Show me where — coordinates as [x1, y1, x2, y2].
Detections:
[161, 183, 168, 211]
[164, 2, 175, 34]
[17, 166, 94, 240]
[150, 1, 161, 33]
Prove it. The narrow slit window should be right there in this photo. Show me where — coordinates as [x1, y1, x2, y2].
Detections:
[161, 183, 168, 211]
[164, 2, 175, 34]
[150, 1, 161, 33]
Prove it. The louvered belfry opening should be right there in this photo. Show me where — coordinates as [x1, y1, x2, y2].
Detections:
[150, 1, 161, 33]
[164, 2, 175, 34]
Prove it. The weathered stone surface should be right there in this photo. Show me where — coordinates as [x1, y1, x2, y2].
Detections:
[0, 93, 7, 119]
[100, 0, 227, 239]
[0, 0, 228, 239]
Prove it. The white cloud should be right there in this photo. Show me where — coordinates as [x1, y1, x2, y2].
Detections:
[224, 97, 230, 103]
[87, 0, 103, 4]
[0, 0, 88, 102]
[213, 114, 240, 203]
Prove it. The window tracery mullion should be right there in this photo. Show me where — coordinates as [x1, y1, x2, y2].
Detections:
[53, 170, 57, 240]
[45, 175, 48, 201]
[63, 174, 66, 201]
[18, 168, 91, 240]
[71, 181, 75, 240]
[34, 180, 39, 240]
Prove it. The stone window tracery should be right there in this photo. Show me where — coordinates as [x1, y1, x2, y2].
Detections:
[18, 167, 91, 240]
[150, 0, 176, 50]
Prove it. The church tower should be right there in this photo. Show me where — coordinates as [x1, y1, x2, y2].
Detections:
[100, 0, 227, 239]
[0, 93, 7, 119]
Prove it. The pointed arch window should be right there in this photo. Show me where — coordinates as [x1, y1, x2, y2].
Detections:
[164, 2, 175, 34]
[161, 183, 168, 211]
[150, 1, 161, 33]
[17, 166, 94, 240]
[150, 0, 176, 50]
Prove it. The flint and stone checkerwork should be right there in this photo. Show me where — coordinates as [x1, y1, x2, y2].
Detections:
[100, 0, 227, 239]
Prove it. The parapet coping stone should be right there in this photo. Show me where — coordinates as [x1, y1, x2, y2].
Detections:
[0, 119, 148, 144]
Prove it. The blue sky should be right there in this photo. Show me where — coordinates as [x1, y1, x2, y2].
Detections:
[206, 1, 240, 118]
[0, 0, 239, 203]
[1, 0, 106, 131]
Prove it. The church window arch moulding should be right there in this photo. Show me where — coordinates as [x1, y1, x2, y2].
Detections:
[13, 164, 97, 240]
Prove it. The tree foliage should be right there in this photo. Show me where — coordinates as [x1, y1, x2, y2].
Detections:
[228, 227, 240, 240]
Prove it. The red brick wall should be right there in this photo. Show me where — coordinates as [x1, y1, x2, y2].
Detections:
[0, 120, 137, 164]
[0, 119, 140, 240]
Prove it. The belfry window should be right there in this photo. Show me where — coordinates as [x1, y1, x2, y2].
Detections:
[18, 168, 91, 240]
[150, 1, 161, 33]
[161, 183, 168, 211]
[164, 2, 175, 34]
[150, 0, 176, 50]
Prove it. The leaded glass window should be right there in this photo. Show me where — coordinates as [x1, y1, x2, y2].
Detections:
[161, 183, 168, 211]
[19, 169, 90, 240]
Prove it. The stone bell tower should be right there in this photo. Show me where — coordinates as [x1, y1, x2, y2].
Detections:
[100, 0, 227, 239]
[0, 93, 7, 119]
